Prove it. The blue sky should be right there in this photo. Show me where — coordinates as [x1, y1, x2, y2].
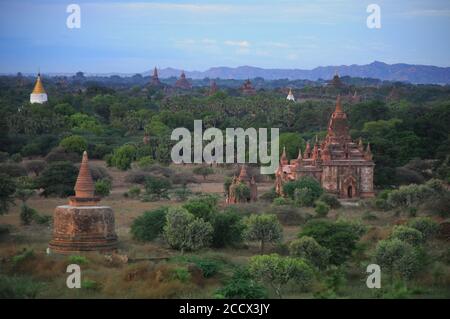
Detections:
[1, 0, 450, 73]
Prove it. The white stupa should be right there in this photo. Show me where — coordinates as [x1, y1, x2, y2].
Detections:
[30, 73, 48, 104]
[286, 88, 295, 101]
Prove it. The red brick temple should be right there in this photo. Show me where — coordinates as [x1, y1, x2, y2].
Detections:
[226, 165, 258, 204]
[49, 151, 118, 253]
[275, 96, 375, 199]
[150, 67, 161, 86]
[240, 79, 256, 95]
[175, 71, 192, 89]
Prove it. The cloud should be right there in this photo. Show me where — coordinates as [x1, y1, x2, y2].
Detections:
[224, 40, 250, 48]
[402, 9, 450, 17]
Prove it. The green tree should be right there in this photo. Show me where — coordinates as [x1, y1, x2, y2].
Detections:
[248, 254, 314, 298]
[289, 236, 330, 270]
[192, 166, 214, 180]
[314, 200, 330, 217]
[407, 217, 439, 241]
[163, 207, 213, 253]
[0, 174, 16, 215]
[244, 214, 283, 254]
[130, 207, 168, 242]
[59, 135, 87, 155]
[94, 179, 112, 197]
[284, 176, 323, 204]
[110, 144, 137, 170]
[36, 161, 78, 197]
[299, 219, 365, 265]
[144, 175, 171, 200]
[390, 225, 424, 246]
[278, 132, 305, 160]
[211, 211, 245, 248]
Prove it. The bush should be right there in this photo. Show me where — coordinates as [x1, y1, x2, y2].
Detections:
[0, 163, 27, 177]
[11, 153, 22, 163]
[137, 156, 154, 168]
[0, 275, 42, 298]
[20, 205, 38, 225]
[283, 176, 323, 202]
[88, 144, 113, 160]
[211, 211, 245, 248]
[299, 219, 365, 265]
[127, 186, 141, 199]
[87, 165, 112, 182]
[390, 225, 424, 246]
[170, 172, 197, 186]
[314, 200, 330, 217]
[193, 166, 214, 180]
[272, 197, 292, 206]
[289, 236, 330, 269]
[94, 179, 111, 197]
[269, 205, 306, 226]
[36, 161, 78, 197]
[407, 217, 439, 240]
[144, 175, 172, 200]
[215, 268, 267, 299]
[125, 170, 153, 184]
[45, 146, 80, 163]
[293, 188, 315, 207]
[173, 187, 192, 201]
[68, 255, 89, 265]
[374, 239, 422, 279]
[248, 254, 314, 298]
[59, 135, 87, 154]
[244, 214, 283, 254]
[131, 207, 168, 242]
[260, 188, 278, 202]
[318, 193, 341, 209]
[163, 207, 213, 252]
[109, 144, 137, 170]
[0, 173, 16, 215]
[183, 196, 218, 221]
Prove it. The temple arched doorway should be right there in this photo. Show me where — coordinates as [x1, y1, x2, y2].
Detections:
[347, 186, 353, 198]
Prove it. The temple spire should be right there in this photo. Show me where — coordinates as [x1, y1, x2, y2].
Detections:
[335, 94, 343, 113]
[74, 151, 95, 198]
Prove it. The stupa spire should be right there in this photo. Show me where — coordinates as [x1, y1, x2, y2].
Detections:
[74, 151, 95, 198]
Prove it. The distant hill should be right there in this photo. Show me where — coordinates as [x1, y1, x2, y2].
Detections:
[144, 61, 450, 85]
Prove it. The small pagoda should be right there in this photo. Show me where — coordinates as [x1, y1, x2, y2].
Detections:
[241, 79, 256, 95]
[175, 71, 192, 89]
[49, 151, 118, 253]
[226, 165, 258, 204]
[150, 67, 162, 86]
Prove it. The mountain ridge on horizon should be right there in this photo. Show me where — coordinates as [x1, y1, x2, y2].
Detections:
[8, 61, 450, 85]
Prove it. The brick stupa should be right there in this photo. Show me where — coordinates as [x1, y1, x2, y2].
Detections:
[49, 151, 118, 253]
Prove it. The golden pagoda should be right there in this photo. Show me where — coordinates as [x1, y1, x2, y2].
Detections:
[30, 72, 48, 104]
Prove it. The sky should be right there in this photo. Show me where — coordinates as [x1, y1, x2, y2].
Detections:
[0, 0, 450, 74]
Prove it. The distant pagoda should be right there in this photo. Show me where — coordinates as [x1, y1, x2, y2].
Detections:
[241, 79, 256, 95]
[49, 151, 118, 253]
[150, 67, 161, 86]
[30, 72, 48, 104]
[286, 88, 295, 101]
[209, 80, 218, 95]
[175, 71, 192, 89]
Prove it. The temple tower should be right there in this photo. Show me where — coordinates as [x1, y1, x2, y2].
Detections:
[30, 72, 48, 104]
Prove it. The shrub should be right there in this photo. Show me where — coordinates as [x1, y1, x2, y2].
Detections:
[0, 163, 27, 177]
[163, 207, 213, 252]
[314, 200, 330, 217]
[87, 165, 112, 182]
[0, 173, 16, 215]
[289, 236, 330, 269]
[390, 225, 424, 246]
[318, 193, 341, 209]
[260, 188, 278, 202]
[272, 197, 292, 206]
[94, 179, 111, 197]
[137, 156, 155, 168]
[374, 239, 421, 279]
[127, 186, 141, 199]
[11, 153, 22, 163]
[20, 205, 37, 225]
[299, 219, 365, 265]
[192, 166, 214, 180]
[81, 279, 100, 290]
[36, 161, 78, 197]
[144, 175, 172, 200]
[183, 196, 218, 221]
[125, 170, 153, 184]
[211, 211, 245, 248]
[248, 254, 314, 298]
[68, 255, 89, 265]
[170, 172, 197, 186]
[283, 176, 323, 201]
[195, 260, 220, 278]
[59, 135, 87, 154]
[269, 205, 306, 226]
[89, 144, 113, 160]
[293, 188, 315, 207]
[131, 207, 168, 242]
[0, 275, 42, 298]
[173, 187, 192, 201]
[109, 144, 137, 170]
[407, 217, 439, 241]
[215, 269, 267, 299]
[244, 214, 283, 254]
